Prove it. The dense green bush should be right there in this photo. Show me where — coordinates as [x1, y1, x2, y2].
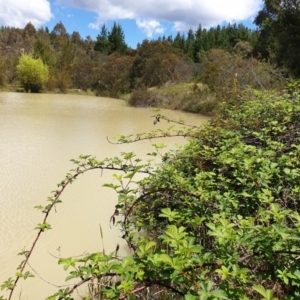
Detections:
[16, 54, 49, 93]
[127, 90, 300, 299]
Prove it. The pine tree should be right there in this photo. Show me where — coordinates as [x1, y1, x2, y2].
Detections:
[108, 22, 127, 54]
[172, 32, 185, 51]
[194, 25, 204, 62]
[94, 24, 110, 54]
[185, 29, 195, 60]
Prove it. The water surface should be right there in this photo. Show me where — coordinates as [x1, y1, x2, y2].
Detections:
[0, 92, 208, 299]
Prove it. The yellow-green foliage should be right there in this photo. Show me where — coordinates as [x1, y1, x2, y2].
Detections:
[16, 54, 49, 93]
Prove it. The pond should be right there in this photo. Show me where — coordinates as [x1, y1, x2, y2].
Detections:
[0, 92, 208, 299]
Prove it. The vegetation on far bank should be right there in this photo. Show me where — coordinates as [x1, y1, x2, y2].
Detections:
[1, 0, 299, 115]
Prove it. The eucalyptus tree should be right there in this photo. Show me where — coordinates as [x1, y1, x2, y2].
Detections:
[23, 22, 36, 38]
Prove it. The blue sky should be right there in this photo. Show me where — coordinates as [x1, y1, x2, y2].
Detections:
[0, 0, 263, 49]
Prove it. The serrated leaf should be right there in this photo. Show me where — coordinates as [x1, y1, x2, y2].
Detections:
[156, 254, 172, 266]
[23, 271, 34, 280]
[211, 289, 228, 299]
[185, 294, 197, 300]
[253, 285, 267, 297]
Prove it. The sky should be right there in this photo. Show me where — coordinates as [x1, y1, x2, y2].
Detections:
[0, 0, 263, 48]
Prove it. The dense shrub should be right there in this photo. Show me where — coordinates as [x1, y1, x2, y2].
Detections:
[16, 54, 49, 92]
[128, 82, 219, 115]
[127, 90, 300, 299]
[127, 85, 159, 107]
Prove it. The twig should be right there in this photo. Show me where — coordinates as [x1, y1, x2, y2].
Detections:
[117, 285, 148, 299]
[238, 250, 300, 263]
[27, 261, 74, 288]
[181, 262, 222, 273]
[7, 161, 151, 300]
[57, 277, 93, 300]
[153, 114, 200, 128]
[47, 249, 89, 259]
[106, 132, 198, 144]
[57, 273, 118, 300]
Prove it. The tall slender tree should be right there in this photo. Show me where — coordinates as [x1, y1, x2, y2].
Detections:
[185, 29, 195, 60]
[94, 24, 110, 54]
[23, 22, 36, 38]
[172, 32, 185, 51]
[108, 22, 127, 54]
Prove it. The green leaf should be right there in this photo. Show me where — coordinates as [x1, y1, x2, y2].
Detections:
[211, 289, 229, 299]
[58, 257, 77, 271]
[65, 271, 80, 281]
[34, 222, 52, 231]
[23, 271, 34, 280]
[253, 285, 278, 299]
[185, 294, 197, 300]
[156, 254, 173, 266]
[1, 277, 14, 291]
[253, 285, 267, 297]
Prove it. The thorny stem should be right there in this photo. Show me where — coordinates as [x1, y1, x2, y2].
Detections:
[107, 114, 202, 144]
[7, 162, 151, 300]
[107, 132, 198, 144]
[57, 273, 117, 300]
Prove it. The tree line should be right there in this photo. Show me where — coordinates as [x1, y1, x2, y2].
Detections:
[0, 0, 299, 103]
[0, 21, 258, 94]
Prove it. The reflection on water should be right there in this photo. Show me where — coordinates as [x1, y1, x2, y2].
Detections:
[0, 92, 208, 299]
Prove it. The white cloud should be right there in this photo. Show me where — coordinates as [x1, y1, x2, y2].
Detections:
[87, 2, 134, 29]
[59, 0, 262, 33]
[0, 0, 262, 37]
[136, 19, 164, 37]
[0, 0, 53, 28]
